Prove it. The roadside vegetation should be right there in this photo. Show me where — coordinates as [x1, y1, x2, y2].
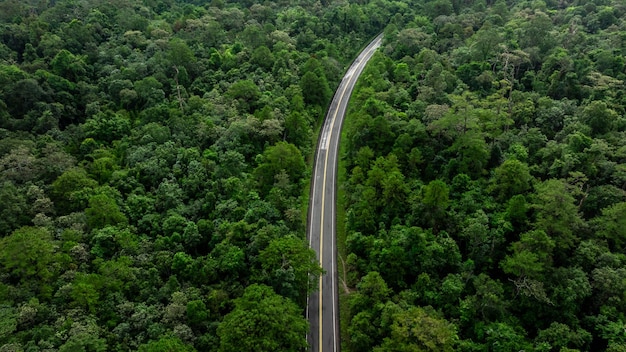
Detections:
[341, 0, 626, 351]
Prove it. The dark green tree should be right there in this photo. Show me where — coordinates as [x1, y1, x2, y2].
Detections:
[253, 141, 306, 196]
[85, 194, 128, 230]
[257, 236, 322, 305]
[226, 80, 261, 113]
[416, 179, 450, 232]
[52, 168, 98, 213]
[594, 202, 626, 251]
[490, 159, 533, 201]
[50, 49, 86, 81]
[83, 110, 131, 143]
[217, 284, 308, 352]
[301, 71, 330, 107]
[581, 100, 618, 136]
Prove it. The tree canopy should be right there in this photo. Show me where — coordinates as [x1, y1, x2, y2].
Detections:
[339, 1, 626, 351]
[1, 0, 626, 351]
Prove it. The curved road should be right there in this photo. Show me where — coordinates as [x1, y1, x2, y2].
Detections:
[307, 34, 383, 352]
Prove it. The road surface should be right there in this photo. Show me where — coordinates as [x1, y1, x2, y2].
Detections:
[307, 34, 383, 352]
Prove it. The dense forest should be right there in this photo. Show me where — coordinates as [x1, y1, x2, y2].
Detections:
[0, 0, 389, 350]
[1, 0, 626, 351]
[340, 0, 626, 351]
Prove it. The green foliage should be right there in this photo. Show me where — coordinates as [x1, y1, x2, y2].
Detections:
[226, 79, 261, 113]
[70, 273, 101, 313]
[491, 159, 533, 201]
[134, 77, 164, 109]
[416, 179, 450, 231]
[351, 271, 391, 312]
[253, 141, 306, 196]
[533, 179, 583, 253]
[168, 38, 196, 72]
[594, 202, 626, 251]
[251, 45, 274, 70]
[52, 168, 98, 213]
[217, 284, 308, 352]
[138, 336, 197, 352]
[58, 329, 107, 352]
[0, 227, 56, 290]
[0, 307, 17, 342]
[0, 181, 30, 236]
[536, 322, 592, 351]
[257, 236, 322, 304]
[448, 130, 489, 177]
[482, 322, 532, 352]
[186, 300, 209, 329]
[506, 194, 528, 225]
[85, 194, 128, 230]
[501, 230, 554, 283]
[422, 179, 450, 210]
[50, 49, 86, 81]
[83, 110, 131, 143]
[2, 0, 626, 350]
[584, 100, 619, 136]
[90, 226, 137, 258]
[301, 71, 331, 107]
[340, 3, 626, 349]
[374, 306, 458, 352]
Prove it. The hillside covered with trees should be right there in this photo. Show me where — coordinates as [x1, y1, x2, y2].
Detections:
[340, 0, 626, 351]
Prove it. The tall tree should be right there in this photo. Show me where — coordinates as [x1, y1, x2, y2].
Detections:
[253, 141, 306, 196]
[217, 284, 308, 352]
[0, 227, 56, 289]
[533, 179, 584, 255]
[257, 236, 322, 305]
[374, 305, 458, 352]
[490, 159, 533, 201]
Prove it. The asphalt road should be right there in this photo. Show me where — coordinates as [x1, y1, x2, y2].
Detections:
[307, 34, 383, 352]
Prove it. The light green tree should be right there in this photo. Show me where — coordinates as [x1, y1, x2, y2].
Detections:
[139, 336, 197, 352]
[0, 227, 56, 284]
[533, 179, 584, 253]
[374, 306, 458, 352]
[594, 202, 626, 251]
